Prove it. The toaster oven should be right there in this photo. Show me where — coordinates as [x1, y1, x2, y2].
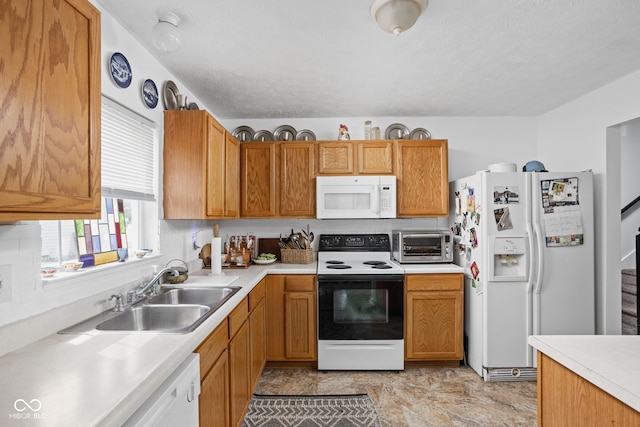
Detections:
[392, 230, 453, 263]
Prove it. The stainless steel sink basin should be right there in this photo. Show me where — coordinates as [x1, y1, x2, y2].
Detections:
[59, 286, 242, 334]
[147, 287, 238, 307]
[96, 304, 210, 332]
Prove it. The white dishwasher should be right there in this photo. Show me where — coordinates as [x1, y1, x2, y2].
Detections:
[124, 353, 201, 427]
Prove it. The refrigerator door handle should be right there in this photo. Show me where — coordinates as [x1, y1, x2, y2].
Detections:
[533, 221, 544, 294]
[525, 226, 535, 293]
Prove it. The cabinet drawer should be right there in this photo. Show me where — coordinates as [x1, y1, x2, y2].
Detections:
[249, 279, 266, 312]
[229, 297, 249, 338]
[284, 275, 316, 292]
[197, 318, 228, 376]
[406, 274, 462, 292]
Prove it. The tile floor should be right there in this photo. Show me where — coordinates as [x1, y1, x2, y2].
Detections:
[253, 366, 538, 426]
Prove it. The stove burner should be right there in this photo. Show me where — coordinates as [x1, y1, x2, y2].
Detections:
[327, 264, 352, 269]
[372, 264, 392, 269]
[326, 260, 345, 264]
[363, 261, 386, 265]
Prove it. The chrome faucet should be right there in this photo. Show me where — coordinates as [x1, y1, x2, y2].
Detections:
[135, 267, 181, 299]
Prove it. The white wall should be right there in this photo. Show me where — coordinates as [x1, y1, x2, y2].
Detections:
[537, 69, 640, 335]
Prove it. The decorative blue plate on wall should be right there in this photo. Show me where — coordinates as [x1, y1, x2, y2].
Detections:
[142, 79, 158, 109]
[109, 52, 132, 88]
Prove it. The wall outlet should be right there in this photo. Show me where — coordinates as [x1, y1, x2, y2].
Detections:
[0, 264, 12, 304]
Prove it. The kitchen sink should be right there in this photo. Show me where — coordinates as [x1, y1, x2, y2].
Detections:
[147, 287, 238, 307]
[59, 286, 242, 334]
[96, 304, 210, 332]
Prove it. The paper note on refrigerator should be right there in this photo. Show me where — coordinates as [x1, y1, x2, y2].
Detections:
[543, 205, 584, 247]
[540, 177, 584, 246]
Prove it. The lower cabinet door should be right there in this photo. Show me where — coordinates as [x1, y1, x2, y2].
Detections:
[406, 291, 463, 360]
[249, 298, 266, 391]
[199, 349, 229, 427]
[229, 320, 251, 427]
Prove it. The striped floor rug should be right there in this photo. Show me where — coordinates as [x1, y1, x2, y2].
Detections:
[242, 394, 381, 427]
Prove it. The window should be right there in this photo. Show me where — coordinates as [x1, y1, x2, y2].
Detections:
[40, 97, 157, 267]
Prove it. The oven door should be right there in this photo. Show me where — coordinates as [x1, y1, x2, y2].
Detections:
[317, 274, 404, 340]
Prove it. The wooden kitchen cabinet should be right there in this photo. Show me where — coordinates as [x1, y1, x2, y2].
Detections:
[224, 133, 240, 218]
[405, 274, 463, 362]
[316, 140, 394, 175]
[197, 318, 230, 427]
[316, 141, 354, 174]
[198, 288, 266, 427]
[163, 110, 239, 219]
[240, 142, 315, 218]
[537, 352, 640, 426]
[278, 142, 315, 217]
[249, 279, 267, 391]
[240, 142, 277, 217]
[228, 298, 251, 427]
[266, 275, 317, 362]
[200, 349, 230, 427]
[396, 139, 449, 217]
[0, 0, 101, 220]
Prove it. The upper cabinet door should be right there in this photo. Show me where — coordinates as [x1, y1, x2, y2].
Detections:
[240, 142, 277, 217]
[205, 117, 226, 217]
[0, 0, 101, 220]
[396, 140, 449, 217]
[279, 142, 315, 218]
[224, 133, 240, 218]
[316, 141, 354, 175]
[357, 141, 394, 174]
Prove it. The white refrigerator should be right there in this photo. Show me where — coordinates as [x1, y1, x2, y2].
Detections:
[450, 170, 595, 381]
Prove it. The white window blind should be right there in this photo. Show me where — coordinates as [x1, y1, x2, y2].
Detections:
[101, 96, 156, 201]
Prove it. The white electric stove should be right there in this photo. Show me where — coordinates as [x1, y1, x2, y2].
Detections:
[316, 234, 405, 371]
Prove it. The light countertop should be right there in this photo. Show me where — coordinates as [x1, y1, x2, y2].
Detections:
[0, 262, 461, 426]
[528, 335, 640, 412]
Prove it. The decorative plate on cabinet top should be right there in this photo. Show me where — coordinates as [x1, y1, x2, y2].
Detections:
[410, 127, 432, 140]
[232, 126, 255, 142]
[274, 125, 297, 141]
[141, 79, 158, 109]
[162, 80, 179, 110]
[187, 102, 199, 110]
[385, 123, 410, 140]
[296, 129, 316, 141]
[253, 130, 274, 142]
[109, 52, 132, 88]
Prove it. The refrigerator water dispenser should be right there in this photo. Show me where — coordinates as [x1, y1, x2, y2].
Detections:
[490, 237, 528, 281]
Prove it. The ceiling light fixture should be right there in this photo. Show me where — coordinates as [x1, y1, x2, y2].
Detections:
[371, 0, 428, 36]
[152, 11, 182, 53]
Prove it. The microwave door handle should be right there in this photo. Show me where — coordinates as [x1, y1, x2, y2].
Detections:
[373, 184, 380, 215]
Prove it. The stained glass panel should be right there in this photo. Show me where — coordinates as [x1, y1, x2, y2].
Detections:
[75, 198, 128, 266]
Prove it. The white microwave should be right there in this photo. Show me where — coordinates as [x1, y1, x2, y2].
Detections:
[316, 175, 396, 219]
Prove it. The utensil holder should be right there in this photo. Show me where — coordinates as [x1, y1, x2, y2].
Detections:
[280, 248, 313, 264]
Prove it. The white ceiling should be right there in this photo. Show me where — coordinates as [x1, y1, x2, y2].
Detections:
[98, 0, 640, 120]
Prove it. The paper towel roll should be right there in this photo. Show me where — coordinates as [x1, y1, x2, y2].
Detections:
[211, 237, 223, 275]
